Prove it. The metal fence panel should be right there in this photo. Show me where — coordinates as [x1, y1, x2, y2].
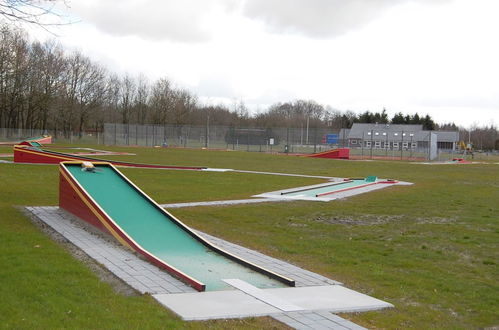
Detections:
[1, 125, 474, 161]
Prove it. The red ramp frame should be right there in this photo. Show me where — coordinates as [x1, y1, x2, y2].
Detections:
[14, 145, 205, 170]
[305, 148, 350, 159]
[59, 161, 295, 291]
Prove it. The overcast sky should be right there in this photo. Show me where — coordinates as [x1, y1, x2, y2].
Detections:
[27, 0, 499, 127]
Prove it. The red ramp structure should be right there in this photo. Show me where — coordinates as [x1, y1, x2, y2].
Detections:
[305, 148, 350, 159]
[13, 145, 205, 170]
[59, 161, 294, 291]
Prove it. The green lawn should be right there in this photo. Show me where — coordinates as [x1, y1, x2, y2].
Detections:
[1, 144, 498, 329]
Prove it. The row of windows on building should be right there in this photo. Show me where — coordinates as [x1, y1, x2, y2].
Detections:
[350, 140, 418, 149]
[366, 131, 416, 137]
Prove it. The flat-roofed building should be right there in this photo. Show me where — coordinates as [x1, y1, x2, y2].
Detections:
[345, 123, 459, 151]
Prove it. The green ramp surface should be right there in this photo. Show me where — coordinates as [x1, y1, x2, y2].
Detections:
[66, 164, 285, 291]
[285, 179, 369, 197]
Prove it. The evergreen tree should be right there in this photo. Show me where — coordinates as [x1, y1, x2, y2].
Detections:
[391, 112, 405, 124]
[410, 113, 421, 124]
[357, 111, 374, 123]
[422, 114, 436, 130]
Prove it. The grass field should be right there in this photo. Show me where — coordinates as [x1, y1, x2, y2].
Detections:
[1, 144, 498, 329]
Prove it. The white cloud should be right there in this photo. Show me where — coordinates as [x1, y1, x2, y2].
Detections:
[66, 0, 238, 42]
[242, 0, 451, 38]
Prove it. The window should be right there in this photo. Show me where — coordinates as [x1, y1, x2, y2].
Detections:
[384, 142, 390, 148]
[402, 142, 408, 148]
[393, 142, 399, 148]
[375, 141, 381, 148]
[366, 141, 371, 147]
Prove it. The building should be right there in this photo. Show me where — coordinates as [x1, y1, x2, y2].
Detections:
[343, 123, 459, 151]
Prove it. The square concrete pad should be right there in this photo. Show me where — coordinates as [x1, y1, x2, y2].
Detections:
[153, 290, 281, 320]
[223, 279, 303, 312]
[153, 285, 392, 320]
[266, 285, 393, 313]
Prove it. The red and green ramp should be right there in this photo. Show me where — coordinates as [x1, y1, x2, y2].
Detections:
[14, 145, 204, 170]
[59, 161, 294, 291]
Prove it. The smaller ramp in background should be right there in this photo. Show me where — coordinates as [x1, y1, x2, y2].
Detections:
[14, 145, 205, 170]
[305, 148, 350, 159]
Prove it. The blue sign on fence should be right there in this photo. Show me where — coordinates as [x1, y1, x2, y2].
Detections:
[326, 134, 338, 144]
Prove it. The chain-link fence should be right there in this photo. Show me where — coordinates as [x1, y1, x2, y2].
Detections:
[102, 123, 341, 154]
[2, 125, 489, 162]
[101, 123, 467, 160]
[0, 127, 102, 145]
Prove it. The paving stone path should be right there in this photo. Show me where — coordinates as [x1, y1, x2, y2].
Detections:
[26, 206, 368, 329]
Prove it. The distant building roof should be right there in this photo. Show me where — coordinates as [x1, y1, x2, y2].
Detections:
[433, 131, 459, 142]
[347, 123, 459, 142]
[348, 123, 423, 139]
[338, 128, 350, 139]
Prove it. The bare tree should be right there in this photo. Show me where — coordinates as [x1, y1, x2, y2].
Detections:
[118, 74, 136, 125]
[173, 89, 196, 126]
[58, 50, 105, 137]
[24, 39, 64, 131]
[0, 0, 71, 30]
[149, 78, 175, 125]
[133, 74, 149, 124]
[0, 26, 30, 129]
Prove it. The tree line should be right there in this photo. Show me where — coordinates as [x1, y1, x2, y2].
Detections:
[0, 23, 497, 149]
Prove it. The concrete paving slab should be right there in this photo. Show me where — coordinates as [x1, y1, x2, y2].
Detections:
[27, 206, 387, 329]
[160, 198, 288, 209]
[266, 285, 393, 313]
[223, 279, 303, 312]
[153, 290, 281, 320]
[153, 284, 391, 322]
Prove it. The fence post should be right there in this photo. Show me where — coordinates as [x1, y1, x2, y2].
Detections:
[370, 129, 373, 159]
[428, 132, 431, 161]
[361, 131, 364, 159]
[205, 112, 209, 149]
[313, 128, 317, 153]
[400, 131, 404, 160]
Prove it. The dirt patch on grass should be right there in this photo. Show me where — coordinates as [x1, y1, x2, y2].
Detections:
[21, 207, 139, 297]
[314, 214, 404, 226]
[314, 214, 457, 226]
[413, 217, 458, 224]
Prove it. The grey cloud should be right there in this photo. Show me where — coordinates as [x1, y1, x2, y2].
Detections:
[242, 0, 451, 38]
[71, 0, 237, 42]
[68, 0, 451, 41]
[196, 75, 238, 99]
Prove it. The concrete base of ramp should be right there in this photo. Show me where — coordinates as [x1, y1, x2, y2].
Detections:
[153, 285, 392, 321]
[26, 206, 389, 329]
